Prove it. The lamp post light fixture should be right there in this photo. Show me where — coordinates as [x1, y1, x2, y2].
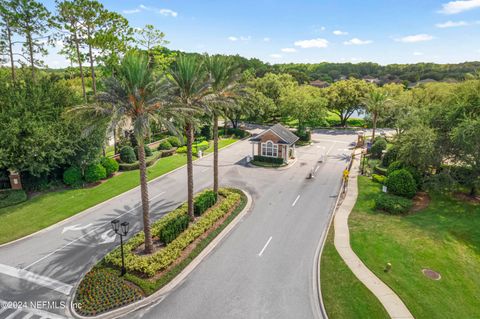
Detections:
[111, 219, 129, 276]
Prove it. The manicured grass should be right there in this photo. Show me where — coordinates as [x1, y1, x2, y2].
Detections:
[250, 160, 285, 168]
[0, 138, 238, 244]
[349, 176, 480, 318]
[320, 229, 389, 319]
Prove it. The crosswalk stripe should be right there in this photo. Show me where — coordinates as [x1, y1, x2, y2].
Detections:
[4, 309, 21, 319]
[0, 264, 72, 295]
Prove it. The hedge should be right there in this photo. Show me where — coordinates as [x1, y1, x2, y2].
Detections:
[253, 155, 284, 165]
[157, 140, 172, 151]
[159, 214, 190, 245]
[176, 141, 209, 155]
[85, 163, 107, 183]
[0, 189, 27, 209]
[221, 128, 248, 138]
[375, 193, 413, 215]
[119, 149, 175, 171]
[382, 147, 399, 167]
[120, 146, 136, 163]
[372, 174, 387, 184]
[386, 169, 417, 198]
[63, 166, 83, 186]
[135, 145, 153, 158]
[100, 157, 119, 176]
[194, 190, 217, 216]
[104, 189, 240, 277]
[167, 136, 182, 147]
[373, 165, 388, 176]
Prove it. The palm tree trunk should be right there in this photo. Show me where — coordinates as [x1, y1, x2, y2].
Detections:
[213, 114, 219, 195]
[138, 140, 153, 254]
[186, 122, 195, 220]
[372, 112, 378, 142]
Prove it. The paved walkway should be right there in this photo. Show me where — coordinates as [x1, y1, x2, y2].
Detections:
[333, 150, 414, 319]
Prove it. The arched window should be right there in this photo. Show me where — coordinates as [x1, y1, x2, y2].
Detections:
[261, 140, 278, 157]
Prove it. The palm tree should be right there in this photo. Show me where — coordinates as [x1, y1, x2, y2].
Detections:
[70, 52, 181, 254]
[363, 88, 390, 141]
[204, 55, 239, 196]
[166, 54, 209, 219]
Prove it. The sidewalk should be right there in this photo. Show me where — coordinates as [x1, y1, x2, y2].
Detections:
[333, 151, 414, 319]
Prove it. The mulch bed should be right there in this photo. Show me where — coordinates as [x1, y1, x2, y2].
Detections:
[411, 192, 431, 212]
[453, 192, 480, 205]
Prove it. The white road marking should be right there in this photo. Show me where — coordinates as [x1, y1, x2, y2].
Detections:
[0, 300, 65, 318]
[24, 192, 167, 270]
[258, 236, 273, 257]
[61, 223, 93, 234]
[99, 230, 116, 244]
[4, 309, 21, 319]
[314, 138, 350, 144]
[0, 264, 73, 295]
[292, 195, 301, 207]
[314, 166, 320, 173]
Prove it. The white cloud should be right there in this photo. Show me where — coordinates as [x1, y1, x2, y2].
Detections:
[123, 8, 141, 14]
[228, 36, 251, 42]
[159, 9, 178, 17]
[343, 38, 372, 45]
[270, 54, 282, 59]
[123, 5, 178, 17]
[294, 38, 329, 48]
[439, 0, 480, 14]
[228, 36, 238, 41]
[435, 20, 468, 27]
[239, 36, 251, 41]
[333, 30, 348, 36]
[263, 37, 271, 42]
[281, 48, 297, 53]
[395, 34, 434, 43]
[413, 52, 424, 56]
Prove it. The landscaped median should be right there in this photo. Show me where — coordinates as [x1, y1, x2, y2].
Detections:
[0, 138, 237, 245]
[73, 188, 247, 317]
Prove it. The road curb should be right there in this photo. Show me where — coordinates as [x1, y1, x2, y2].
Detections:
[69, 189, 253, 319]
[247, 157, 298, 170]
[0, 138, 245, 248]
[311, 149, 354, 319]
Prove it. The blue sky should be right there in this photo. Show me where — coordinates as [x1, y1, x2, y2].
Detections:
[41, 0, 480, 67]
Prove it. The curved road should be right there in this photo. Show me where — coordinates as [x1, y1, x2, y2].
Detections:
[0, 129, 355, 319]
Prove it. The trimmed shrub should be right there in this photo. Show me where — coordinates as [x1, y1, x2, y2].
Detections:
[296, 128, 311, 142]
[253, 155, 284, 165]
[100, 157, 119, 176]
[135, 145, 153, 158]
[0, 189, 28, 208]
[119, 152, 163, 171]
[159, 214, 190, 244]
[120, 146, 136, 163]
[85, 163, 107, 183]
[382, 146, 399, 167]
[194, 190, 217, 216]
[221, 128, 247, 138]
[386, 169, 416, 198]
[387, 160, 404, 176]
[375, 193, 412, 214]
[200, 125, 212, 140]
[372, 174, 387, 184]
[370, 138, 387, 159]
[158, 140, 172, 151]
[167, 136, 182, 147]
[374, 165, 388, 176]
[177, 141, 209, 155]
[63, 166, 83, 186]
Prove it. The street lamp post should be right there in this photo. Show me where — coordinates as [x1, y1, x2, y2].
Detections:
[111, 219, 130, 276]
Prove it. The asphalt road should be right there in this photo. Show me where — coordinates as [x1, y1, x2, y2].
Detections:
[0, 129, 355, 319]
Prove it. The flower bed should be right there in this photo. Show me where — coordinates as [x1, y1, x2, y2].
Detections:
[104, 189, 240, 277]
[74, 268, 143, 316]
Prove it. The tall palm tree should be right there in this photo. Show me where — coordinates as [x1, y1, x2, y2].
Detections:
[204, 55, 239, 196]
[363, 88, 390, 141]
[166, 54, 209, 219]
[70, 52, 181, 254]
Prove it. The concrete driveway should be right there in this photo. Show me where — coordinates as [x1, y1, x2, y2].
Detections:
[0, 129, 355, 319]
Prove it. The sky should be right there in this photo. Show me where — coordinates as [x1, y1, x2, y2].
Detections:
[39, 0, 480, 67]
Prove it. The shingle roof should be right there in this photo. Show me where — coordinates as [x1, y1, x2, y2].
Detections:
[251, 123, 299, 145]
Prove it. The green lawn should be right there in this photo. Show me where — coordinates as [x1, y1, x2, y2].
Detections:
[320, 229, 389, 319]
[0, 138, 237, 244]
[347, 177, 480, 318]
